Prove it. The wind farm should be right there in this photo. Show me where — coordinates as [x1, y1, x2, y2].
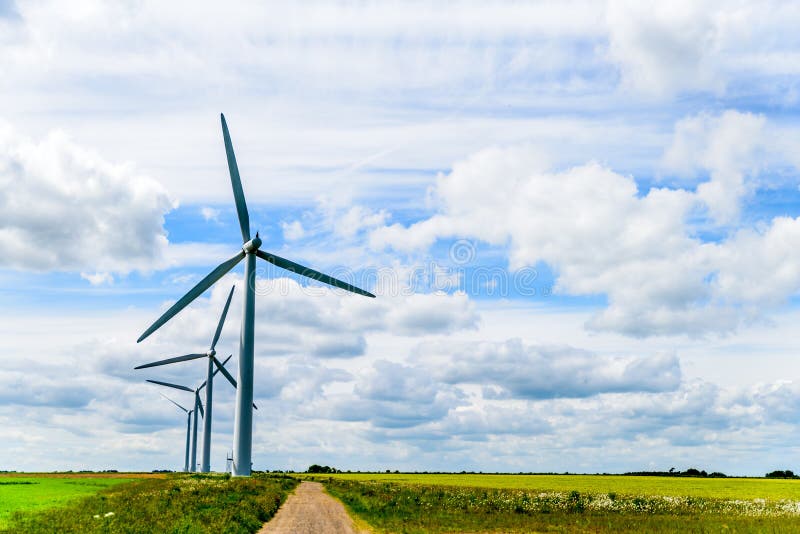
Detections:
[134, 115, 375, 476]
[6, 2, 800, 532]
[145, 354, 237, 475]
[135, 285, 240, 473]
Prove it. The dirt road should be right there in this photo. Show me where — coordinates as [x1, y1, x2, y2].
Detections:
[259, 481, 368, 534]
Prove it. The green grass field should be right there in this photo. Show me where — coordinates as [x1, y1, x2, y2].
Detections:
[308, 474, 800, 533]
[306, 472, 800, 500]
[0, 476, 136, 529]
[0, 473, 297, 533]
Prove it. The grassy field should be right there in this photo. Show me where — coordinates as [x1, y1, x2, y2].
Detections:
[309, 474, 800, 533]
[0, 473, 297, 533]
[0, 475, 136, 529]
[306, 472, 800, 500]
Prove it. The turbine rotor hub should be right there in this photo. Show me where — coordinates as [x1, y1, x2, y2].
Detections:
[242, 235, 262, 254]
[207, 349, 216, 358]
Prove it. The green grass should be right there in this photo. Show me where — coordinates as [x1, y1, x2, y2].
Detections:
[0, 476, 134, 529]
[0, 473, 297, 533]
[306, 472, 800, 500]
[314, 475, 800, 533]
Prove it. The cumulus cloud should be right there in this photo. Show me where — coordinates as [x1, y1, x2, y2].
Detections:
[334, 206, 391, 239]
[662, 110, 767, 223]
[369, 111, 800, 337]
[422, 339, 681, 398]
[135, 276, 478, 360]
[7, 305, 800, 474]
[606, 0, 800, 97]
[319, 360, 467, 429]
[200, 206, 219, 222]
[302, 338, 680, 434]
[281, 220, 305, 241]
[0, 371, 98, 408]
[606, 0, 724, 96]
[0, 122, 174, 277]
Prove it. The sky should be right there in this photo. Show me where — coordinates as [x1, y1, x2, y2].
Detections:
[2, 0, 800, 476]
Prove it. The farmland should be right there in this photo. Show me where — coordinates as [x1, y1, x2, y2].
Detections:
[6, 472, 800, 533]
[308, 473, 800, 533]
[0, 475, 136, 529]
[0, 473, 296, 533]
[306, 472, 800, 500]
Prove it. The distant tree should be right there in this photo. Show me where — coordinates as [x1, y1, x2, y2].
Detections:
[766, 470, 796, 479]
[307, 464, 336, 474]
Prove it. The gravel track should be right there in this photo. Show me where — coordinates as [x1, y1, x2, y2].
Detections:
[259, 481, 367, 534]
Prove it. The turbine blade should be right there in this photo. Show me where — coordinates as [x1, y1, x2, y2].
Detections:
[196, 394, 204, 418]
[159, 393, 188, 413]
[221, 114, 251, 242]
[210, 285, 235, 351]
[137, 251, 245, 343]
[134, 353, 206, 370]
[211, 354, 233, 377]
[197, 380, 207, 392]
[211, 354, 237, 389]
[146, 379, 193, 393]
[256, 250, 375, 298]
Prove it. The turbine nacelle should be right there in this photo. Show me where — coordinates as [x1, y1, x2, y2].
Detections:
[242, 234, 262, 254]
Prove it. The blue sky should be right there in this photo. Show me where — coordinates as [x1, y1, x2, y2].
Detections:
[3, 0, 800, 475]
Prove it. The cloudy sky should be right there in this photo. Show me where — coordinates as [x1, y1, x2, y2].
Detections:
[3, 0, 800, 475]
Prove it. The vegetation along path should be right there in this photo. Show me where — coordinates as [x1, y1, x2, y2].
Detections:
[259, 481, 367, 534]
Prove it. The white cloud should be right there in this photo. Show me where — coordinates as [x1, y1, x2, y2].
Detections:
[80, 271, 114, 285]
[421, 338, 681, 398]
[281, 220, 305, 241]
[606, 0, 724, 96]
[369, 111, 800, 337]
[0, 122, 175, 275]
[606, 0, 800, 97]
[662, 110, 767, 224]
[334, 206, 390, 238]
[5, 301, 800, 474]
[200, 206, 219, 222]
[133, 275, 478, 362]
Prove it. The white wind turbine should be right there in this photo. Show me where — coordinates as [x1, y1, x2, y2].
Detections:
[158, 393, 193, 472]
[137, 114, 375, 476]
[136, 286, 244, 472]
[146, 354, 232, 472]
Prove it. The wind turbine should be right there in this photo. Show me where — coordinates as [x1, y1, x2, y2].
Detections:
[159, 393, 192, 472]
[136, 114, 376, 476]
[135, 285, 240, 473]
[145, 354, 231, 472]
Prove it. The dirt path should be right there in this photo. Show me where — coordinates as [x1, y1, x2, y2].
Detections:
[259, 481, 368, 534]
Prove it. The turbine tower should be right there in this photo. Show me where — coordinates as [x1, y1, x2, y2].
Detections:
[135, 286, 240, 473]
[159, 393, 192, 472]
[137, 114, 375, 476]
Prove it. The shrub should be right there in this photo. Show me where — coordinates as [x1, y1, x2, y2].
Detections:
[766, 470, 797, 479]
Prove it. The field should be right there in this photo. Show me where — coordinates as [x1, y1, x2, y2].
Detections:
[306, 472, 800, 500]
[307, 473, 800, 533]
[0, 475, 136, 529]
[7, 472, 800, 533]
[0, 473, 297, 533]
